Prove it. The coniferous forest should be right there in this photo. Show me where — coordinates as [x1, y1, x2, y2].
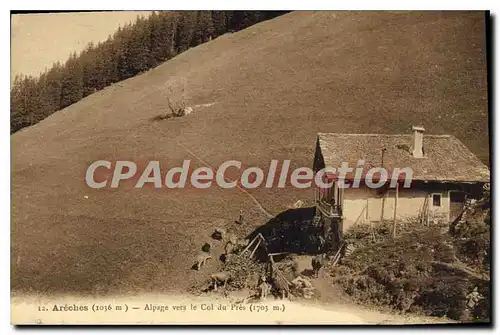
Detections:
[11, 11, 288, 133]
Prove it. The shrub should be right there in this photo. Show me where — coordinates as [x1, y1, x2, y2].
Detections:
[331, 222, 490, 322]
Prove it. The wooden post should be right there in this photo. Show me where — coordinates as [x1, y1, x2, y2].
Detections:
[241, 235, 259, 255]
[366, 199, 369, 221]
[380, 191, 387, 222]
[238, 210, 243, 224]
[268, 255, 274, 281]
[379, 147, 387, 223]
[250, 239, 261, 258]
[426, 195, 430, 226]
[392, 182, 399, 238]
[340, 186, 345, 212]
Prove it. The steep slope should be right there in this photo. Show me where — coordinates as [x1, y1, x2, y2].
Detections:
[11, 11, 489, 295]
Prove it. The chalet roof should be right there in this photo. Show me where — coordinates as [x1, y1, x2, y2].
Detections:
[316, 133, 490, 183]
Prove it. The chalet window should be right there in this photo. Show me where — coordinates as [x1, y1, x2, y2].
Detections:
[432, 194, 441, 207]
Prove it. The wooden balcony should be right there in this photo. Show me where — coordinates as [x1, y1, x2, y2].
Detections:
[316, 200, 342, 218]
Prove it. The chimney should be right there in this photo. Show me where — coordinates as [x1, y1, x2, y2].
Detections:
[411, 126, 425, 158]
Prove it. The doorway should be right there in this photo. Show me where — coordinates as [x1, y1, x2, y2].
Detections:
[449, 191, 466, 222]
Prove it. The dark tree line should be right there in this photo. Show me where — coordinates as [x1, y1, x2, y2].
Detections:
[11, 11, 288, 133]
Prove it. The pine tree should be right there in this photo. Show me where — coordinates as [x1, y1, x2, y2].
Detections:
[241, 11, 261, 29]
[81, 42, 101, 97]
[114, 25, 133, 80]
[148, 11, 162, 67]
[11, 75, 29, 132]
[175, 11, 197, 52]
[60, 52, 83, 108]
[212, 11, 227, 37]
[43, 62, 63, 112]
[101, 37, 120, 85]
[159, 11, 178, 60]
[149, 11, 178, 65]
[193, 11, 214, 45]
[126, 16, 151, 75]
[10, 75, 43, 129]
[229, 11, 245, 31]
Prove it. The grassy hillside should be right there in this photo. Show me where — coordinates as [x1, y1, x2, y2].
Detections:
[11, 11, 489, 295]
